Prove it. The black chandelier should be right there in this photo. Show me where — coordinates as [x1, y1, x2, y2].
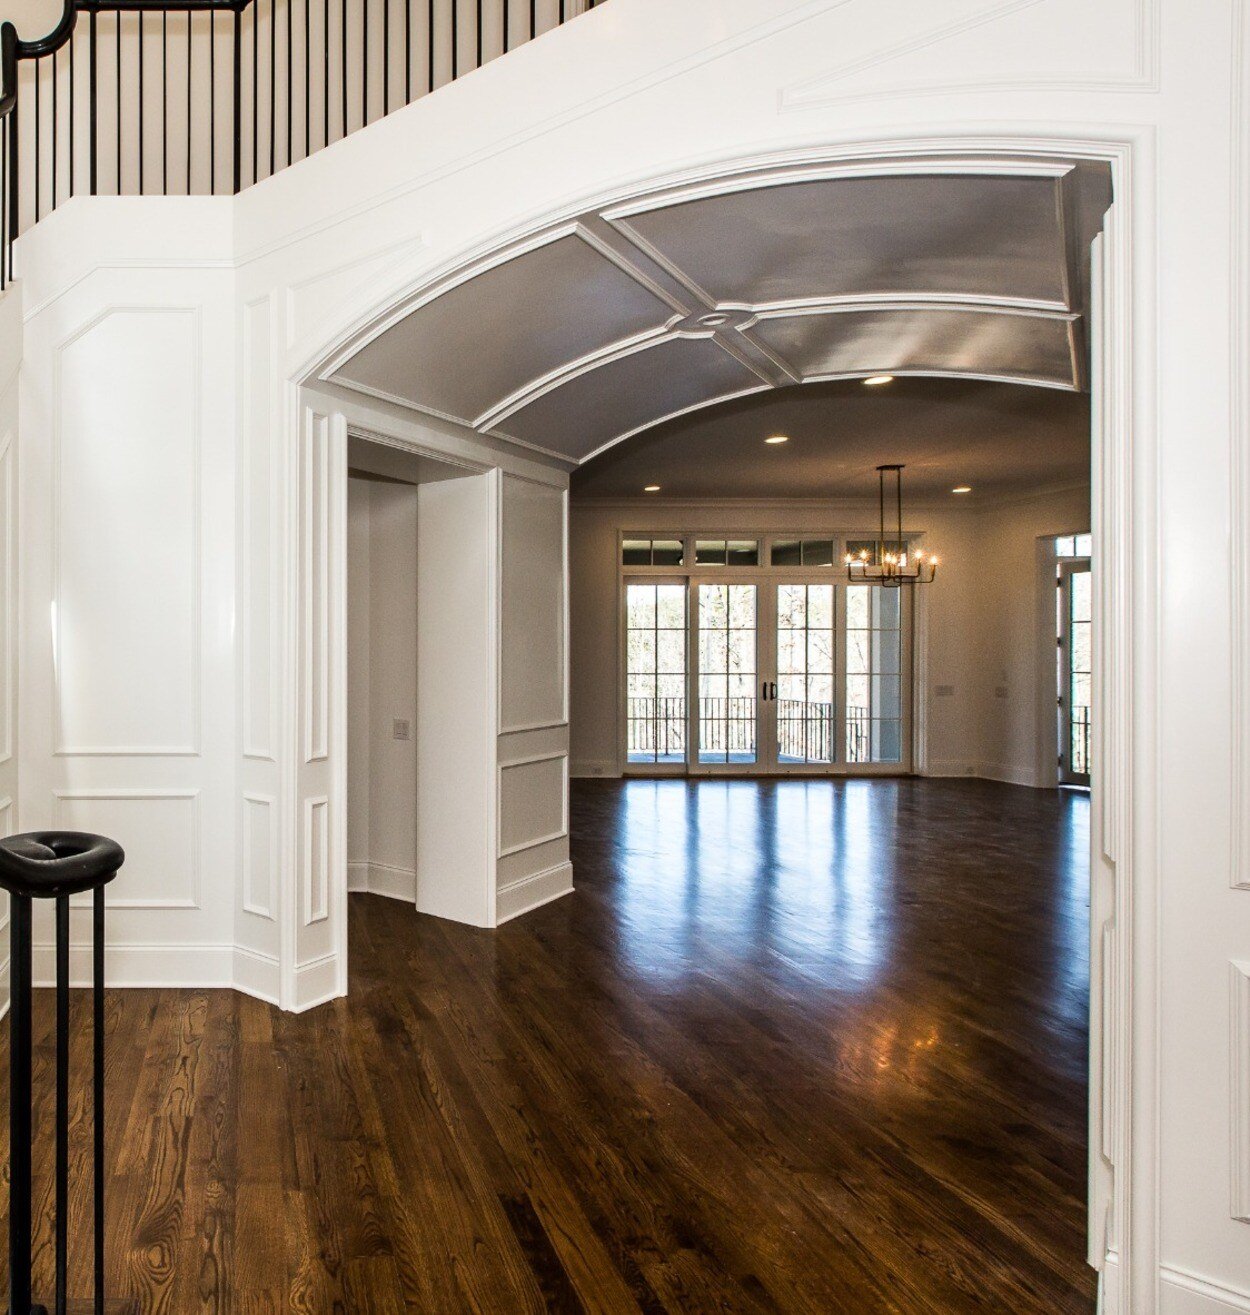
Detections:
[844, 464, 938, 587]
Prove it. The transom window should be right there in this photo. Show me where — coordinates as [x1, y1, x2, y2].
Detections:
[622, 537, 685, 567]
[1055, 533, 1092, 558]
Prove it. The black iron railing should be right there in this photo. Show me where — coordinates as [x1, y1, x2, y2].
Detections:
[0, 0, 605, 287]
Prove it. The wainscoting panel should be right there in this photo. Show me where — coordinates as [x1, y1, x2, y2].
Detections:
[498, 752, 567, 858]
[242, 296, 276, 762]
[54, 307, 201, 757]
[242, 793, 275, 920]
[55, 789, 199, 910]
[500, 476, 567, 734]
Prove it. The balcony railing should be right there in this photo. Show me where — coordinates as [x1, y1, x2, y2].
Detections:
[0, 0, 604, 286]
[626, 696, 875, 767]
[1071, 705, 1091, 777]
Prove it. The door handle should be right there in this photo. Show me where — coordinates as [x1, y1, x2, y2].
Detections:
[769, 681, 777, 701]
[761, 681, 769, 702]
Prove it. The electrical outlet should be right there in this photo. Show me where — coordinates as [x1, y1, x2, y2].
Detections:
[392, 719, 411, 741]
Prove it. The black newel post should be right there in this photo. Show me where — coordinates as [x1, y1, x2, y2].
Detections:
[0, 831, 123, 1315]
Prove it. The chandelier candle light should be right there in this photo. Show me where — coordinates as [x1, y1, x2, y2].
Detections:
[845, 464, 938, 586]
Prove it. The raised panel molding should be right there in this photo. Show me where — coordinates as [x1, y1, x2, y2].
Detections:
[303, 796, 329, 926]
[1234, 961, 1250, 1223]
[1231, 0, 1250, 892]
[781, 0, 1158, 107]
[53, 789, 200, 910]
[53, 305, 202, 757]
[301, 408, 330, 764]
[499, 477, 568, 733]
[242, 296, 276, 762]
[241, 793, 276, 920]
[498, 752, 568, 859]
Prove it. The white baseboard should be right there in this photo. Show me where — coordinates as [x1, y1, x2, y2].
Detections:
[923, 760, 1048, 788]
[1160, 1266, 1250, 1314]
[497, 861, 574, 923]
[923, 759, 979, 778]
[291, 951, 342, 1013]
[233, 944, 280, 1004]
[347, 860, 416, 902]
[33, 941, 235, 989]
[570, 759, 619, 779]
[366, 862, 416, 902]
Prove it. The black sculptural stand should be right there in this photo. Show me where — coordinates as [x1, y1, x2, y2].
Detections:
[0, 832, 123, 1315]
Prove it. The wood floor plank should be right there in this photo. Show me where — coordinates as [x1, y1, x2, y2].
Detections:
[0, 778, 1095, 1313]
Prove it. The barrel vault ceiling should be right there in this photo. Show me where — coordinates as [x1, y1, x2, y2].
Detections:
[328, 157, 1113, 466]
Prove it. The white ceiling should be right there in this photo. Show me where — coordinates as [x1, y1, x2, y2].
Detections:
[569, 376, 1090, 502]
[330, 156, 1112, 466]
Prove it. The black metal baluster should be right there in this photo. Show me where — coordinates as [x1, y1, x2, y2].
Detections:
[89, 8, 97, 195]
[405, 0, 411, 102]
[164, 11, 170, 195]
[233, 7, 242, 191]
[304, 0, 310, 159]
[362, 0, 368, 126]
[253, 0, 259, 183]
[138, 11, 144, 195]
[286, 0, 292, 166]
[34, 56, 41, 221]
[186, 10, 192, 194]
[7, 107, 17, 280]
[55, 894, 70, 1315]
[476, 0, 482, 69]
[115, 12, 121, 194]
[451, 0, 457, 79]
[94, 884, 106, 1314]
[210, 10, 216, 192]
[427, 0, 434, 91]
[323, 0, 329, 149]
[340, 0, 347, 138]
[8, 893, 32, 1315]
[383, 0, 389, 116]
[270, 0, 276, 176]
[52, 46, 58, 212]
[68, 32, 74, 199]
[503, 0, 509, 52]
[530, 0, 536, 41]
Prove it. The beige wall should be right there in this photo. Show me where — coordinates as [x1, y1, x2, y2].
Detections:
[569, 484, 1090, 787]
[347, 475, 419, 900]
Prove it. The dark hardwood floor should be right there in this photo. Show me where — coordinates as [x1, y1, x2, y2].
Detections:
[2, 778, 1095, 1313]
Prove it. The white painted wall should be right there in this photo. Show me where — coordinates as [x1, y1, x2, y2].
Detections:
[569, 486, 1089, 787]
[346, 475, 420, 902]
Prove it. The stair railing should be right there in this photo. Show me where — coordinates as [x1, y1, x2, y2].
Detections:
[0, 0, 604, 289]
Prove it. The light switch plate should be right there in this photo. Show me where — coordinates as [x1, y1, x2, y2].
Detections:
[392, 719, 411, 741]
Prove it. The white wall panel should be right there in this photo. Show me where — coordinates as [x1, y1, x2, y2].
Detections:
[54, 307, 200, 756]
[242, 793, 275, 921]
[242, 297, 276, 761]
[55, 790, 199, 910]
[500, 476, 567, 732]
[498, 752, 567, 857]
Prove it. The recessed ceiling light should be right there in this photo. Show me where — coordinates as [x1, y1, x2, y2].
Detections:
[863, 374, 895, 386]
[765, 434, 789, 445]
[952, 485, 972, 494]
[644, 484, 661, 493]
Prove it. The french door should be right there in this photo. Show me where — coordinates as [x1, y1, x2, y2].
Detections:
[676, 577, 911, 776]
[1058, 560, 1092, 786]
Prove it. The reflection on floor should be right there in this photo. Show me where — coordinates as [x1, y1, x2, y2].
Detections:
[0, 778, 1094, 1313]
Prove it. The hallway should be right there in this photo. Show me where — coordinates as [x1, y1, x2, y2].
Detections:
[4, 779, 1094, 1312]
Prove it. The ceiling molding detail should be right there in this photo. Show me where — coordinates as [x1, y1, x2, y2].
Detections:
[329, 154, 1111, 466]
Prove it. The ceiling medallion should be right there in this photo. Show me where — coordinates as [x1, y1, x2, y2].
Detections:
[845, 464, 938, 586]
[670, 307, 757, 336]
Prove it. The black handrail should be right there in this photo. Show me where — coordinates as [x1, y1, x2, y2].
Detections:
[0, 0, 605, 291]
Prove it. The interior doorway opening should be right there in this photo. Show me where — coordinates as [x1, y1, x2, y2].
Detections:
[345, 434, 496, 927]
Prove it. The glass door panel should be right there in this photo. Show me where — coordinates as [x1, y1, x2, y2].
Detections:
[625, 582, 687, 766]
[696, 583, 758, 766]
[776, 583, 836, 765]
[1059, 563, 1092, 785]
[845, 585, 904, 765]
